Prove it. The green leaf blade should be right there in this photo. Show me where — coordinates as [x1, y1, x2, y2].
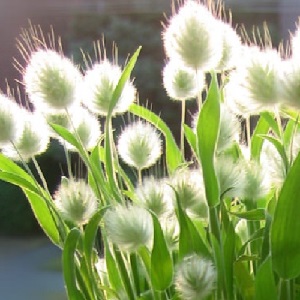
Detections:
[150, 213, 173, 291]
[196, 73, 220, 207]
[271, 151, 300, 279]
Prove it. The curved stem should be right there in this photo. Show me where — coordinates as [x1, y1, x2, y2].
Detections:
[180, 100, 186, 158]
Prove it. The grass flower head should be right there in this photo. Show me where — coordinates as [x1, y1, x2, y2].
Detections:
[171, 168, 207, 218]
[162, 60, 205, 101]
[163, 0, 223, 71]
[117, 121, 162, 171]
[81, 60, 136, 116]
[135, 176, 173, 218]
[175, 254, 216, 300]
[24, 49, 82, 112]
[61, 107, 101, 151]
[54, 178, 98, 226]
[2, 110, 50, 161]
[0, 94, 24, 147]
[224, 46, 283, 116]
[104, 204, 153, 252]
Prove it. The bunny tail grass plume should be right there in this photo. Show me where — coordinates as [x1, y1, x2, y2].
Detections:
[163, 0, 223, 71]
[241, 160, 271, 202]
[81, 60, 136, 116]
[24, 49, 82, 112]
[215, 155, 246, 199]
[280, 58, 300, 110]
[2, 110, 50, 161]
[117, 121, 162, 171]
[224, 46, 283, 115]
[217, 22, 242, 71]
[0, 94, 24, 147]
[175, 254, 217, 300]
[162, 60, 205, 101]
[103, 204, 153, 253]
[59, 107, 101, 151]
[135, 176, 174, 218]
[54, 178, 98, 226]
[171, 168, 208, 219]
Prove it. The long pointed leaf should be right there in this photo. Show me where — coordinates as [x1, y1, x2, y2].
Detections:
[196, 73, 220, 207]
[271, 151, 300, 279]
[150, 213, 173, 291]
[63, 228, 85, 300]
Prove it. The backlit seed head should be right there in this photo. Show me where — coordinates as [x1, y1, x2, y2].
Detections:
[0, 94, 24, 147]
[160, 213, 179, 250]
[117, 121, 162, 171]
[162, 60, 205, 101]
[81, 60, 136, 116]
[104, 204, 153, 253]
[54, 178, 98, 226]
[135, 176, 173, 218]
[61, 108, 101, 151]
[235, 219, 249, 245]
[215, 155, 245, 199]
[2, 110, 50, 161]
[163, 0, 223, 71]
[217, 22, 242, 71]
[280, 59, 300, 110]
[171, 168, 208, 219]
[241, 160, 271, 202]
[260, 140, 286, 188]
[175, 254, 216, 300]
[224, 46, 283, 116]
[24, 49, 82, 112]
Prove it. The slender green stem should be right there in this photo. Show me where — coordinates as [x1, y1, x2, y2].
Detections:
[180, 100, 186, 157]
[31, 157, 49, 194]
[279, 279, 291, 300]
[62, 143, 73, 179]
[138, 169, 142, 185]
[245, 200, 259, 274]
[209, 206, 221, 243]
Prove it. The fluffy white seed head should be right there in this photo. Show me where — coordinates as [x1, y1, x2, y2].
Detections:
[2, 110, 50, 161]
[171, 168, 208, 219]
[0, 94, 24, 147]
[215, 155, 246, 199]
[241, 160, 271, 202]
[24, 49, 82, 112]
[260, 139, 286, 188]
[162, 60, 205, 101]
[117, 121, 162, 171]
[104, 205, 153, 253]
[175, 254, 217, 300]
[224, 46, 283, 116]
[54, 178, 98, 226]
[81, 60, 136, 116]
[135, 176, 173, 218]
[217, 22, 242, 71]
[61, 107, 101, 151]
[235, 219, 249, 245]
[280, 58, 300, 110]
[160, 213, 179, 250]
[163, 0, 223, 71]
